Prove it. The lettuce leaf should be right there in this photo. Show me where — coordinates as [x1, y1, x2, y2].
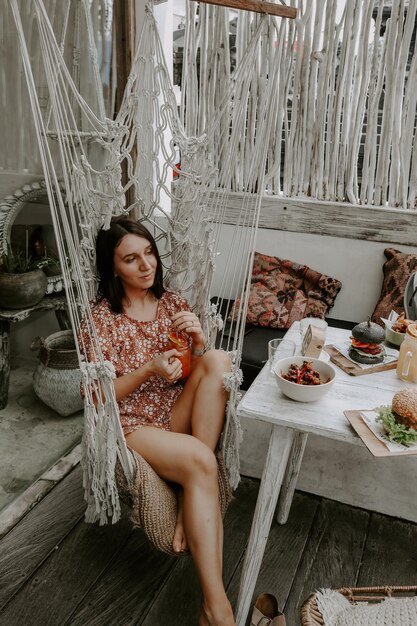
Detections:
[376, 405, 417, 446]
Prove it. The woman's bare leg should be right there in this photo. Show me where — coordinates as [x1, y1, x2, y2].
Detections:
[171, 349, 232, 449]
[126, 427, 235, 626]
[170, 349, 232, 552]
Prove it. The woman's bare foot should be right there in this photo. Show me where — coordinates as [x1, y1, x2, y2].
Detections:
[198, 602, 236, 626]
[172, 489, 188, 554]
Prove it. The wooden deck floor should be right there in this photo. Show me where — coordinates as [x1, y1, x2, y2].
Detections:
[1, 466, 417, 626]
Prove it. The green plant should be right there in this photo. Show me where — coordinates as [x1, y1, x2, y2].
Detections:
[0, 248, 59, 274]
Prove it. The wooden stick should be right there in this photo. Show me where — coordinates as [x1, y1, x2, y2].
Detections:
[191, 0, 297, 19]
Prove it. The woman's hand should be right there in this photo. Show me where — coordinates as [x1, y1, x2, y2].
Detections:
[171, 311, 206, 351]
[150, 349, 183, 382]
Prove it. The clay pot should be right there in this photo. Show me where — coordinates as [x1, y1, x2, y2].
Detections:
[0, 269, 47, 309]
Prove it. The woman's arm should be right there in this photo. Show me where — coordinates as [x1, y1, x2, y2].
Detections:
[112, 348, 183, 402]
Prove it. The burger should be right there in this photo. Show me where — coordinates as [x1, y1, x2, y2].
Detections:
[349, 318, 385, 364]
[377, 388, 417, 446]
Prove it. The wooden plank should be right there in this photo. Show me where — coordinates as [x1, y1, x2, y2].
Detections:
[0, 510, 134, 626]
[357, 512, 417, 585]
[345, 411, 417, 457]
[283, 499, 369, 626]
[227, 491, 319, 615]
[194, 0, 297, 19]
[209, 192, 417, 246]
[0, 466, 85, 609]
[325, 345, 397, 376]
[0, 445, 81, 539]
[67, 525, 176, 626]
[139, 477, 260, 625]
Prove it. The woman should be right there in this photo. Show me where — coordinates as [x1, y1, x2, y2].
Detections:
[82, 216, 235, 626]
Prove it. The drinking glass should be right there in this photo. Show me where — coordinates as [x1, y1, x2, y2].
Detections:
[267, 338, 296, 372]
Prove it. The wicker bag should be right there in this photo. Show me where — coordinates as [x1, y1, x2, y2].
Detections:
[115, 447, 233, 556]
[32, 330, 84, 417]
[301, 586, 417, 626]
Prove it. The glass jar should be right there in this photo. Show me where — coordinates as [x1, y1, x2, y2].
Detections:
[166, 330, 191, 380]
[396, 323, 417, 383]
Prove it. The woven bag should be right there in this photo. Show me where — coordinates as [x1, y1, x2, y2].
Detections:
[301, 586, 417, 626]
[32, 330, 83, 416]
[115, 447, 233, 556]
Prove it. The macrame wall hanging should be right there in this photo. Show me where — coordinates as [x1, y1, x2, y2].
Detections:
[8, 0, 293, 548]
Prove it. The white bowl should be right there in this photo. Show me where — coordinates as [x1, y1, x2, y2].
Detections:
[273, 356, 336, 402]
[384, 321, 405, 347]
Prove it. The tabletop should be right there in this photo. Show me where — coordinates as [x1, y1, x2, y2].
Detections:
[237, 322, 409, 445]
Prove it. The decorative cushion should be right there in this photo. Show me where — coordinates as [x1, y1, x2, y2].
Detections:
[230, 252, 342, 329]
[371, 248, 417, 325]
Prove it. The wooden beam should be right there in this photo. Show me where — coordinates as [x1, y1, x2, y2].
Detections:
[193, 0, 297, 19]
[205, 192, 417, 246]
[112, 0, 136, 210]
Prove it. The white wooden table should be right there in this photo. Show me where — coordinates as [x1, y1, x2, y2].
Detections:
[235, 322, 408, 626]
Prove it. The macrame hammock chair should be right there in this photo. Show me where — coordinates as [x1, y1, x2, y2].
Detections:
[10, 0, 288, 555]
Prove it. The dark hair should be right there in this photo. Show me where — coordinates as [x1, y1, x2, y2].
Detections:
[96, 217, 165, 313]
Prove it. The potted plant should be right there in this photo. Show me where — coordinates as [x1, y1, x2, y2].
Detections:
[0, 247, 58, 310]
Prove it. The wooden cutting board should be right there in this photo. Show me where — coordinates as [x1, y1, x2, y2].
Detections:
[344, 410, 417, 456]
[324, 344, 398, 376]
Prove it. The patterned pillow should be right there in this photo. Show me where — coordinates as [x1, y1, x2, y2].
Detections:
[230, 252, 342, 329]
[371, 248, 417, 325]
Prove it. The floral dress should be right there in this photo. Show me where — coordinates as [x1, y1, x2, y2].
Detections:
[80, 289, 190, 435]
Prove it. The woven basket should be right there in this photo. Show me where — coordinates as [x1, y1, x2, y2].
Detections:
[33, 330, 80, 369]
[115, 447, 233, 557]
[32, 330, 83, 416]
[300, 586, 417, 625]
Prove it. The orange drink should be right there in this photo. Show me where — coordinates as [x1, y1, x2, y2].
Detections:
[166, 330, 191, 380]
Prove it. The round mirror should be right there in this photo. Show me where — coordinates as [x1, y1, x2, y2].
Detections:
[0, 180, 65, 294]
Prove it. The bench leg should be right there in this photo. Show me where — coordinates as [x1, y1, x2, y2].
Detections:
[0, 320, 11, 410]
[276, 431, 308, 525]
[236, 425, 294, 626]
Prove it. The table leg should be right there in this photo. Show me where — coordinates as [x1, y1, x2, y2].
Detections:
[235, 425, 294, 626]
[0, 320, 11, 410]
[54, 309, 71, 330]
[276, 431, 308, 525]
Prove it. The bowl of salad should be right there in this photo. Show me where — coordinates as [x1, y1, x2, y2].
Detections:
[273, 356, 336, 402]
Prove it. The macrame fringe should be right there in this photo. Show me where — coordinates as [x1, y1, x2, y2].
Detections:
[222, 367, 244, 490]
[80, 361, 122, 524]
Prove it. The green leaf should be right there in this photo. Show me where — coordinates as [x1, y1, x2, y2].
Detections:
[375, 405, 417, 446]
[0, 247, 59, 274]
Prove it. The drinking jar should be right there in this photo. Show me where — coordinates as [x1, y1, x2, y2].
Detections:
[166, 330, 191, 380]
[396, 323, 417, 383]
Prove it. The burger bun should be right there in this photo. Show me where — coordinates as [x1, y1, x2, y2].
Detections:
[392, 388, 417, 430]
